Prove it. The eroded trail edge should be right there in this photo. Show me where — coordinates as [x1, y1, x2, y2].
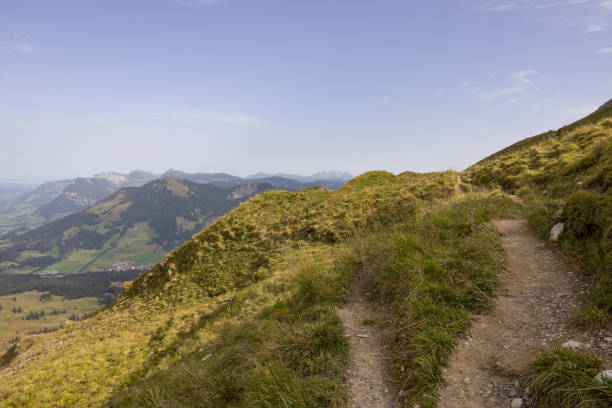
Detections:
[437, 218, 611, 407]
[337, 277, 394, 408]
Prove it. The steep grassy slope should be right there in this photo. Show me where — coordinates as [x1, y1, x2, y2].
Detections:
[465, 105, 612, 328]
[0, 178, 272, 274]
[0, 171, 520, 407]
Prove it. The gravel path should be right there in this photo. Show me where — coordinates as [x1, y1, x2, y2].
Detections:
[437, 218, 611, 407]
[337, 278, 395, 408]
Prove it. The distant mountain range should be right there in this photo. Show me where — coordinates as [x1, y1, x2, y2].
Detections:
[0, 170, 351, 234]
[0, 183, 37, 206]
[0, 178, 273, 274]
[246, 171, 352, 183]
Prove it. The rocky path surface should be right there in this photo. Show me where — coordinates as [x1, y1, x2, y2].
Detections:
[337, 278, 395, 408]
[437, 218, 611, 408]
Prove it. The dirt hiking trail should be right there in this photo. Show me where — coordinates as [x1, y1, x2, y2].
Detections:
[337, 277, 394, 408]
[338, 188, 610, 408]
[437, 217, 611, 407]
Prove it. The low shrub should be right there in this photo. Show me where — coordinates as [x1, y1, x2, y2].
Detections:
[527, 347, 612, 408]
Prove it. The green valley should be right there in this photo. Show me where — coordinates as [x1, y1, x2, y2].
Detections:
[0, 178, 273, 274]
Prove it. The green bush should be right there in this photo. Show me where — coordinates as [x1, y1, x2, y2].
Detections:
[563, 191, 606, 240]
[528, 347, 612, 408]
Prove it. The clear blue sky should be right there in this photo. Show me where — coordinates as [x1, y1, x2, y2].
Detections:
[1, 0, 611, 182]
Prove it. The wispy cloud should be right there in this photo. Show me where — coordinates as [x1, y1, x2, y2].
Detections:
[478, 2, 515, 11]
[8, 43, 36, 54]
[478, 0, 589, 11]
[596, 39, 612, 54]
[142, 105, 261, 124]
[599, 0, 612, 12]
[458, 70, 540, 101]
[512, 69, 538, 83]
[372, 96, 392, 104]
[171, 0, 218, 8]
[457, 81, 480, 95]
[584, 24, 605, 33]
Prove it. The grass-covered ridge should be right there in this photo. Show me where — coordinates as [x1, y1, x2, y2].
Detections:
[0, 171, 465, 407]
[109, 189, 517, 408]
[465, 105, 612, 328]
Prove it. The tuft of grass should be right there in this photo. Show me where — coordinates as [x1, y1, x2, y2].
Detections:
[568, 306, 608, 330]
[527, 347, 612, 408]
[361, 318, 377, 326]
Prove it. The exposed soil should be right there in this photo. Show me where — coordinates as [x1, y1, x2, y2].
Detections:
[437, 218, 611, 407]
[337, 277, 395, 408]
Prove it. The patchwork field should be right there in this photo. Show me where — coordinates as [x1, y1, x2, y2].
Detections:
[0, 291, 101, 348]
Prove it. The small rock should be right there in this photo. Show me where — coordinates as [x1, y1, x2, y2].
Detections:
[398, 390, 408, 397]
[201, 353, 213, 361]
[357, 334, 370, 338]
[550, 223, 564, 241]
[604, 337, 612, 342]
[514, 380, 519, 388]
[511, 398, 523, 408]
[562, 340, 582, 350]
[509, 390, 517, 397]
[595, 370, 612, 382]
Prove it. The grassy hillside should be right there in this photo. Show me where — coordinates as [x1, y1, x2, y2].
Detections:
[35, 177, 124, 222]
[0, 171, 522, 407]
[465, 105, 611, 328]
[0, 180, 72, 234]
[0, 178, 272, 274]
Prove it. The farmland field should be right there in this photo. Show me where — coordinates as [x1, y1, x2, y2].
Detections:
[0, 291, 101, 349]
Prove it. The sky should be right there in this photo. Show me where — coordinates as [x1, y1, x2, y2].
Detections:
[1, 0, 611, 183]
